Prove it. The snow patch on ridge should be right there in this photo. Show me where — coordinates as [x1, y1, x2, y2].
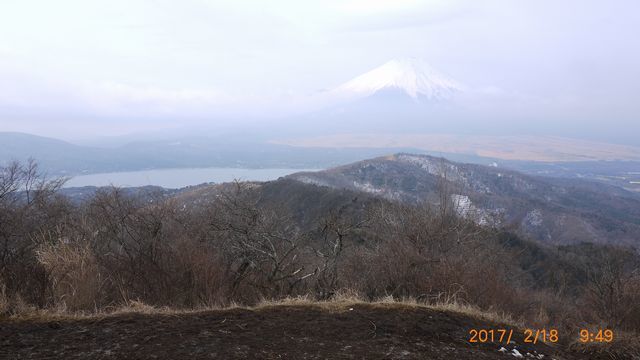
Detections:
[524, 209, 543, 227]
[452, 194, 472, 217]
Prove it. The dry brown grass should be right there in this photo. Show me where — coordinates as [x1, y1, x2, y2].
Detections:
[0, 281, 8, 315]
[1, 300, 205, 323]
[429, 300, 523, 328]
[255, 290, 520, 327]
[35, 239, 102, 312]
[568, 331, 640, 358]
[0, 289, 519, 329]
[255, 289, 366, 312]
[0, 280, 38, 320]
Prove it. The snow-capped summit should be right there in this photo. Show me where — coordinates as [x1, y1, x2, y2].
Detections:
[333, 58, 464, 101]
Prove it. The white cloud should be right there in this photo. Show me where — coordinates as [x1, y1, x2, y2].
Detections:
[90, 82, 232, 111]
[334, 0, 423, 14]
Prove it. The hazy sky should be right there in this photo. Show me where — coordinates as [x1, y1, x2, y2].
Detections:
[0, 0, 639, 142]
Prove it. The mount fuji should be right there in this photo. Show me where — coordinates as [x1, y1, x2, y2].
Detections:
[328, 58, 465, 103]
[285, 58, 468, 134]
[262, 58, 471, 137]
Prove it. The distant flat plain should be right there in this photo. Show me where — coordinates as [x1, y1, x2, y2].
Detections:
[274, 134, 640, 162]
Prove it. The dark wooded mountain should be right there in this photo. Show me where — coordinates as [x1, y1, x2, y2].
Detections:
[165, 167, 639, 301]
[285, 153, 640, 248]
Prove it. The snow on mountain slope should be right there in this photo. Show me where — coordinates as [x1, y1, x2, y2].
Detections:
[286, 153, 640, 247]
[332, 58, 464, 101]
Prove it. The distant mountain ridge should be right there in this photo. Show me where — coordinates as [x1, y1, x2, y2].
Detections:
[0, 132, 429, 176]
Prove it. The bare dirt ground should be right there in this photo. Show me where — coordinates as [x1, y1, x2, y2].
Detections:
[0, 303, 600, 359]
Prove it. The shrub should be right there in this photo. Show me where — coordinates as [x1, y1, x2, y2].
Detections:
[36, 239, 101, 311]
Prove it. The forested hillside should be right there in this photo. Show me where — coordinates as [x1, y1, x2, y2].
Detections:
[2, 157, 640, 340]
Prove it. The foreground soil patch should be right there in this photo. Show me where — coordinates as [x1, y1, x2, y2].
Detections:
[1, 303, 583, 359]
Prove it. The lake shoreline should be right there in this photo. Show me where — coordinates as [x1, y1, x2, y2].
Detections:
[64, 167, 320, 189]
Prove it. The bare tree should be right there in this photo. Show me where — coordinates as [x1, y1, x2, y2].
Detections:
[583, 248, 640, 329]
[0, 159, 69, 306]
[207, 182, 314, 301]
[85, 187, 184, 304]
[313, 211, 368, 300]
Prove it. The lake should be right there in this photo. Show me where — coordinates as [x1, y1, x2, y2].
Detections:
[64, 167, 319, 189]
